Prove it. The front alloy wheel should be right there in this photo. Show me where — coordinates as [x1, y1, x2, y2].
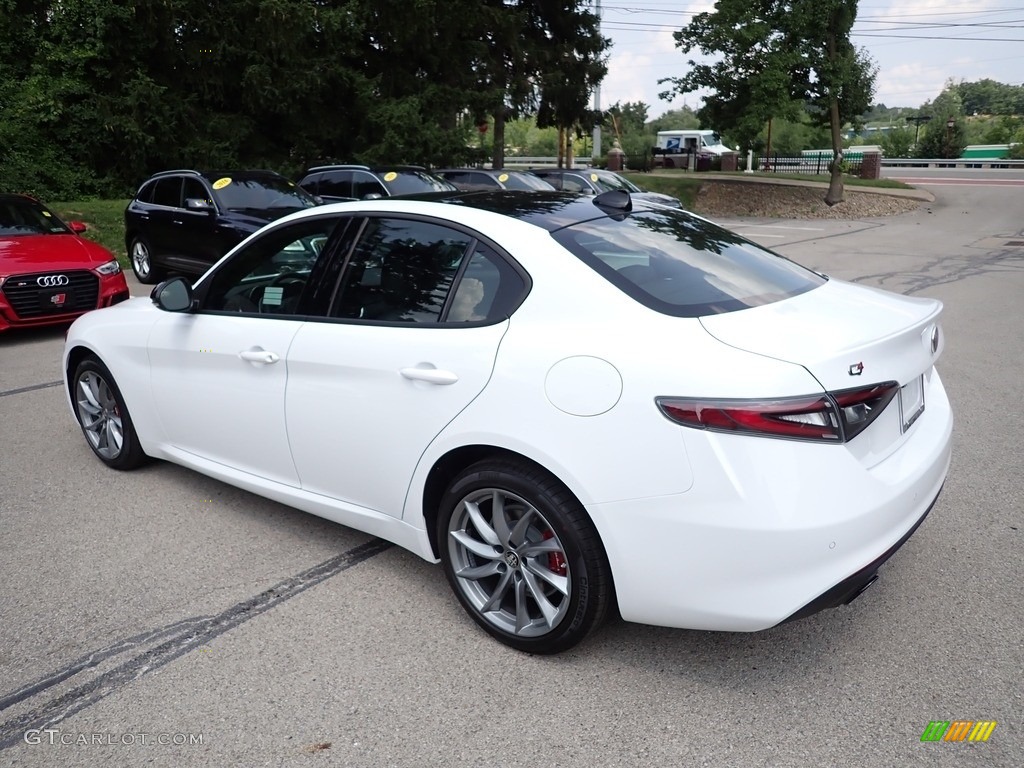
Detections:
[73, 357, 147, 470]
[439, 459, 612, 654]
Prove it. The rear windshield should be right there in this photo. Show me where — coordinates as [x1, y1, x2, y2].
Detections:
[551, 209, 825, 317]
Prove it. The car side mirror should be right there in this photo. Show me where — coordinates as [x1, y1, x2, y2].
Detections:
[185, 197, 215, 213]
[362, 192, 383, 200]
[151, 277, 195, 312]
[68, 220, 88, 233]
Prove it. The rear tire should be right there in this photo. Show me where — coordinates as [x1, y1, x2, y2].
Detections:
[72, 356, 148, 470]
[438, 458, 612, 654]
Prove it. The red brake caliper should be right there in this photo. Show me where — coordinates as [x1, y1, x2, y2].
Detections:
[542, 530, 567, 576]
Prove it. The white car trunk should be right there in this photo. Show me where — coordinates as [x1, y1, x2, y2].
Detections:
[699, 279, 943, 393]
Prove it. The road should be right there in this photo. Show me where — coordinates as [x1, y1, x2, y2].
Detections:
[882, 165, 1024, 184]
[1, 184, 1022, 767]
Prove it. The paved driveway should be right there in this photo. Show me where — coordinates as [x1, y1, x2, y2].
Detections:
[1, 184, 1021, 766]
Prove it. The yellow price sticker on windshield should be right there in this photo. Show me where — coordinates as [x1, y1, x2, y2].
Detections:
[42, 210, 52, 217]
[590, 173, 599, 182]
[383, 172, 398, 182]
[212, 177, 232, 190]
[498, 173, 509, 182]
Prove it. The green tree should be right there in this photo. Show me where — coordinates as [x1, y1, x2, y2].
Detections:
[646, 107, 700, 133]
[880, 126, 914, 158]
[661, 0, 876, 205]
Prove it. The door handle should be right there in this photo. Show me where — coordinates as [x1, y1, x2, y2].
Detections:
[239, 349, 280, 364]
[400, 366, 459, 385]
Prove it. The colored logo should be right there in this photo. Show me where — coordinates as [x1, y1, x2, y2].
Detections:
[920, 720, 997, 742]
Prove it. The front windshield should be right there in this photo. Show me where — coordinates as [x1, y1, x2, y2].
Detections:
[212, 176, 318, 211]
[0, 199, 70, 236]
[382, 171, 458, 196]
[501, 172, 556, 191]
[591, 172, 642, 194]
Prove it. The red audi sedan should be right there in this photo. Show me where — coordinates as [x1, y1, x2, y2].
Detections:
[0, 194, 130, 333]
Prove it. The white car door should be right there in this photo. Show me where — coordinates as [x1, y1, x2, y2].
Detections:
[284, 217, 526, 517]
[148, 215, 343, 487]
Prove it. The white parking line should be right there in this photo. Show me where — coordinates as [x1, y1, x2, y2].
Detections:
[735, 233, 787, 238]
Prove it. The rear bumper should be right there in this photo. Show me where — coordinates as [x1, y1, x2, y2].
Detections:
[778, 483, 941, 624]
[586, 370, 953, 632]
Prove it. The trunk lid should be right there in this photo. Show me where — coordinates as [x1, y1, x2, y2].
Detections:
[699, 279, 943, 392]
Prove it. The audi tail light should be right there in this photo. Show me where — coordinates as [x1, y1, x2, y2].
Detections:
[656, 382, 899, 443]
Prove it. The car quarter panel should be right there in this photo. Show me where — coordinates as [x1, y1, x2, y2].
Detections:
[403, 221, 828, 518]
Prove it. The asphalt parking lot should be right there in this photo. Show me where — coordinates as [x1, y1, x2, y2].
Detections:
[1, 185, 1021, 767]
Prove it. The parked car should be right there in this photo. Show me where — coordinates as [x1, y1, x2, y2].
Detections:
[0, 193, 129, 332]
[529, 167, 683, 208]
[297, 164, 457, 202]
[124, 169, 319, 284]
[434, 168, 557, 192]
[64, 189, 952, 654]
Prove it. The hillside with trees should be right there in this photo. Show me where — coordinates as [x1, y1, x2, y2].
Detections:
[0, 0, 607, 198]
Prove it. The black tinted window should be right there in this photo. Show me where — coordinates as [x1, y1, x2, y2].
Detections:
[353, 172, 387, 199]
[552, 209, 825, 317]
[203, 218, 338, 316]
[183, 178, 211, 207]
[317, 172, 353, 199]
[447, 243, 526, 323]
[331, 218, 471, 322]
[153, 178, 182, 207]
[377, 171, 456, 196]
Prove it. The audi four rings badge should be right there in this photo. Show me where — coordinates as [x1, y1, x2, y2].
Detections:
[848, 362, 864, 376]
[37, 274, 70, 287]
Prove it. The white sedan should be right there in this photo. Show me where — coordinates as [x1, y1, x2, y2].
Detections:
[63, 189, 952, 654]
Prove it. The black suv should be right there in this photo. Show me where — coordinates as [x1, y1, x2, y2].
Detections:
[124, 169, 319, 284]
[296, 165, 456, 202]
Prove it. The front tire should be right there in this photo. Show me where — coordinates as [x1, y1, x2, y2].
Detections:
[438, 458, 612, 654]
[129, 236, 160, 284]
[72, 356, 148, 470]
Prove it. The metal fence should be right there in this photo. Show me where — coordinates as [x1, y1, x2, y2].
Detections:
[754, 155, 863, 175]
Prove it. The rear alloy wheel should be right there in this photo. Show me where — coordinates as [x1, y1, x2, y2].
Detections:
[439, 459, 612, 654]
[129, 236, 159, 284]
[73, 357, 147, 470]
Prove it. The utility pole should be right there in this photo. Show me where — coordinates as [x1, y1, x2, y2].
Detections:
[591, 0, 602, 163]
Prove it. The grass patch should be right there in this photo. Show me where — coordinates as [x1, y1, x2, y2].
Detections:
[51, 199, 130, 265]
[620, 173, 702, 207]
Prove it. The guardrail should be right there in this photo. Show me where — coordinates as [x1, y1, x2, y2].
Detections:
[881, 158, 1024, 169]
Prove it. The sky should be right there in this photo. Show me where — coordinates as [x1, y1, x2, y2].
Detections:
[597, 0, 1024, 120]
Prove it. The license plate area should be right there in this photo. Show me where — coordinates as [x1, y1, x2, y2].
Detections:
[39, 289, 75, 313]
[899, 375, 925, 433]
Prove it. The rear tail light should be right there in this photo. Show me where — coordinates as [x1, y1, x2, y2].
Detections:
[656, 381, 899, 443]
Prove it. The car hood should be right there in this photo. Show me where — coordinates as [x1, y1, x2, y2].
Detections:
[0, 234, 115, 274]
[699, 279, 943, 391]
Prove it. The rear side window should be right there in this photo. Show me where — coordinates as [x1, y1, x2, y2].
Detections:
[552, 209, 825, 317]
[331, 218, 472, 322]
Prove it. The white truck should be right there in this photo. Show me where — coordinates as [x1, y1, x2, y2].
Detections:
[655, 130, 734, 156]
